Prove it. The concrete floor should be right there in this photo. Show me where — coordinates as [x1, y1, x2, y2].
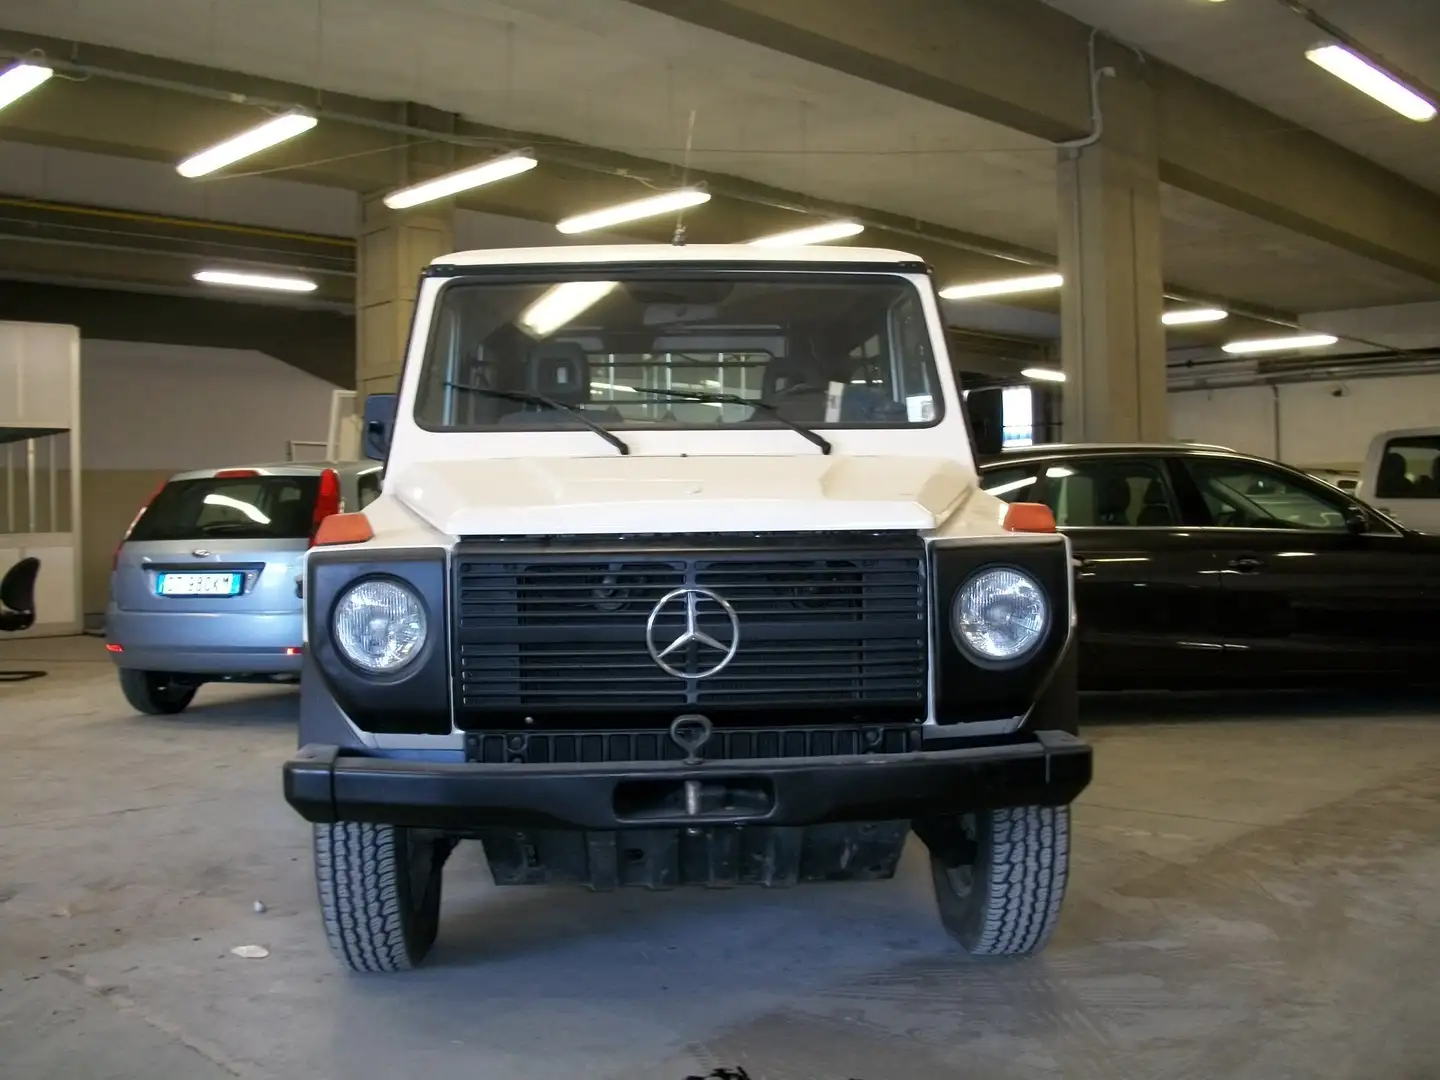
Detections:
[2, 637, 1438, 1080]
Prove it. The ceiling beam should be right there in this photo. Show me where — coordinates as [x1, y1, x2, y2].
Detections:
[625, 0, 1440, 285]
[0, 280, 353, 386]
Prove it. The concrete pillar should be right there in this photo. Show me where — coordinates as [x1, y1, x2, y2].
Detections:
[356, 196, 453, 402]
[1056, 60, 1167, 442]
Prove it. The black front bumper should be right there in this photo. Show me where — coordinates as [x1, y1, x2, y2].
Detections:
[283, 730, 1093, 832]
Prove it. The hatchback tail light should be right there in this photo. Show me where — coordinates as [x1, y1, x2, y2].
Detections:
[113, 478, 169, 570]
[310, 468, 342, 546]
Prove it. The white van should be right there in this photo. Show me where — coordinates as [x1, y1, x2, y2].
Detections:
[1357, 427, 1440, 533]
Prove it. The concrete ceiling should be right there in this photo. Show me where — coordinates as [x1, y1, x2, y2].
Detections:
[1041, 0, 1440, 194]
[0, 0, 1438, 334]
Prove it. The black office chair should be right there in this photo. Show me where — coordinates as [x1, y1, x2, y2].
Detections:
[0, 556, 46, 682]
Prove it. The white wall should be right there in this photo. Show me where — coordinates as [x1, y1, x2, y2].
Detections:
[1171, 370, 1440, 468]
[81, 340, 339, 470]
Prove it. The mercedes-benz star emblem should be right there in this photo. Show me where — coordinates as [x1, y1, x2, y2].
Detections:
[645, 587, 740, 680]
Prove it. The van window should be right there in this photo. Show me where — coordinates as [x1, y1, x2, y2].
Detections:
[1376, 437, 1440, 499]
[129, 475, 320, 542]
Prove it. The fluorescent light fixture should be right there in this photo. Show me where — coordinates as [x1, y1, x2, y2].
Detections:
[1306, 45, 1436, 122]
[747, 220, 864, 247]
[1221, 333, 1338, 355]
[940, 272, 1063, 301]
[519, 281, 617, 337]
[383, 152, 538, 209]
[177, 112, 318, 177]
[1162, 307, 1228, 326]
[194, 269, 318, 293]
[1021, 367, 1067, 382]
[0, 61, 53, 111]
[556, 188, 710, 235]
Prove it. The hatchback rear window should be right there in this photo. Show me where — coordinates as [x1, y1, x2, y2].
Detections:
[128, 475, 320, 542]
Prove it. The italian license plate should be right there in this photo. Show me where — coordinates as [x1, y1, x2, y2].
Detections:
[156, 572, 243, 597]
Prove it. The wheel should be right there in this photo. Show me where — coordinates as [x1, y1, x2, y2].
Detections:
[928, 806, 1070, 957]
[118, 669, 198, 715]
[313, 821, 452, 973]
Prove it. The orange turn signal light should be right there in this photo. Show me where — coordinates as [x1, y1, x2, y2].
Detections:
[312, 512, 375, 547]
[1002, 502, 1056, 533]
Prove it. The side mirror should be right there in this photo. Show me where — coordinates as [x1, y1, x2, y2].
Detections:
[362, 394, 397, 461]
[963, 386, 1005, 459]
[1342, 504, 1369, 534]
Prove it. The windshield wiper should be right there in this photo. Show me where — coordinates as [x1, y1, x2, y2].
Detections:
[623, 387, 832, 455]
[443, 382, 629, 456]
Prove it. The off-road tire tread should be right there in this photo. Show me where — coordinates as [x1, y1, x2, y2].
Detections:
[118, 669, 196, 715]
[314, 822, 437, 973]
[933, 805, 1070, 957]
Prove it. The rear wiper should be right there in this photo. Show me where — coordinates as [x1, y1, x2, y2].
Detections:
[443, 382, 629, 456]
[623, 387, 832, 455]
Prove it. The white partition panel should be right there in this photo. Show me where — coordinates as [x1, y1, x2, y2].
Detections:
[0, 321, 82, 637]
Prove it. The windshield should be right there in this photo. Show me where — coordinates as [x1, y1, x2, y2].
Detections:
[412, 272, 943, 433]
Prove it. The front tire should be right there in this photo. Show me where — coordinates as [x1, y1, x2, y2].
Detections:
[118, 669, 197, 715]
[314, 822, 451, 973]
[929, 806, 1070, 957]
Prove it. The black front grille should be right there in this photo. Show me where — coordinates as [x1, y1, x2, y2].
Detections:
[465, 724, 921, 764]
[452, 537, 927, 724]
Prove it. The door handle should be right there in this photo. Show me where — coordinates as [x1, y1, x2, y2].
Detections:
[1228, 556, 1265, 573]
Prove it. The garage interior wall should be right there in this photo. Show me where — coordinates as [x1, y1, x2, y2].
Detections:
[1170, 370, 1440, 469]
[0, 339, 341, 616]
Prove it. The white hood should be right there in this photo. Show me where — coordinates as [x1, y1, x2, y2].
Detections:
[389, 455, 974, 536]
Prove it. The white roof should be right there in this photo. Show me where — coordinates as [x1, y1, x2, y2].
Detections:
[432, 244, 926, 268]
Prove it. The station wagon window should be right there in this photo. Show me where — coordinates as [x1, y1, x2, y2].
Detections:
[1184, 458, 1349, 531]
[412, 273, 943, 432]
[1041, 459, 1177, 528]
[1376, 436, 1440, 499]
[981, 458, 1178, 527]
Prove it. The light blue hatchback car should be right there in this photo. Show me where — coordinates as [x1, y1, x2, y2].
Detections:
[106, 461, 382, 714]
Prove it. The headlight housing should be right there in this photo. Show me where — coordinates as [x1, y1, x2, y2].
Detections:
[951, 567, 1049, 664]
[332, 578, 427, 673]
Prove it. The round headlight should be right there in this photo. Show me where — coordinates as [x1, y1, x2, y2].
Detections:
[332, 579, 427, 673]
[952, 567, 1049, 663]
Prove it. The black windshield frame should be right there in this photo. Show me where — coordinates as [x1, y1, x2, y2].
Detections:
[410, 267, 946, 435]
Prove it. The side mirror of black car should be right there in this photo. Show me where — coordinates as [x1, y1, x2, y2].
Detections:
[363, 394, 397, 460]
[1342, 504, 1369, 534]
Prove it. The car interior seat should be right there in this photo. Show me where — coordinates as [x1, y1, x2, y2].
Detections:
[1136, 479, 1175, 526]
[499, 342, 619, 426]
[0, 556, 46, 682]
[1378, 451, 1413, 497]
[1093, 475, 1134, 527]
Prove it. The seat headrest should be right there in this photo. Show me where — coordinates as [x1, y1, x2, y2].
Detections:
[526, 341, 589, 406]
[1094, 475, 1133, 519]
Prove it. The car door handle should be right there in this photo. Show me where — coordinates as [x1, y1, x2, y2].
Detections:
[1228, 556, 1265, 573]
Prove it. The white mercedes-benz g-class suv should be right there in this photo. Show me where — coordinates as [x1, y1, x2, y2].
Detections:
[283, 244, 1092, 972]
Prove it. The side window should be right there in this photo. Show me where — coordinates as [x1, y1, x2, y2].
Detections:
[1376, 436, 1440, 499]
[1185, 458, 1349, 531]
[355, 471, 383, 509]
[1043, 458, 1177, 528]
